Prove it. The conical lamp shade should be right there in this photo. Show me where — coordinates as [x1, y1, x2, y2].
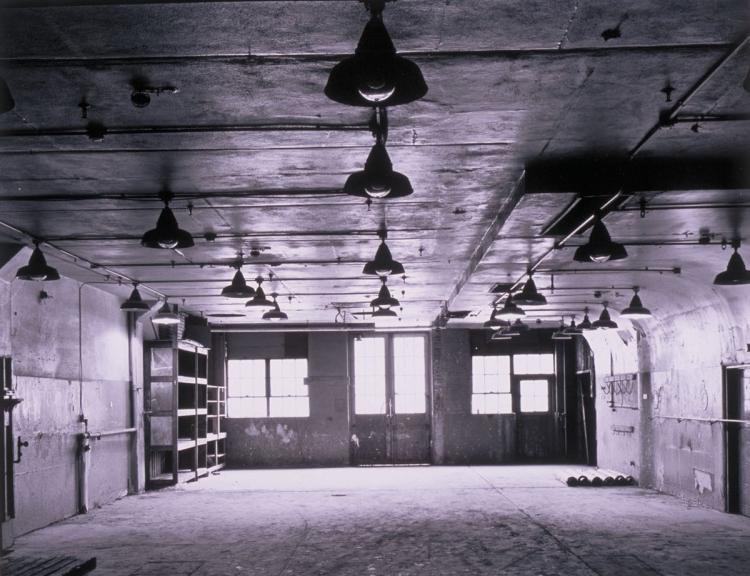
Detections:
[579, 311, 594, 330]
[344, 143, 413, 199]
[16, 246, 60, 281]
[363, 240, 405, 276]
[714, 250, 750, 285]
[370, 280, 399, 309]
[262, 298, 288, 321]
[221, 269, 256, 298]
[621, 291, 652, 318]
[121, 287, 150, 311]
[592, 307, 618, 330]
[152, 302, 181, 325]
[495, 299, 525, 320]
[574, 218, 627, 263]
[512, 277, 547, 306]
[141, 205, 194, 249]
[325, 15, 427, 107]
[245, 283, 275, 309]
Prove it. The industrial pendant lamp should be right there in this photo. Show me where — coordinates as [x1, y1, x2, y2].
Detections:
[483, 309, 507, 329]
[573, 214, 627, 263]
[152, 300, 181, 325]
[221, 263, 256, 299]
[363, 231, 405, 276]
[578, 307, 594, 330]
[0, 77, 14, 114]
[345, 141, 413, 199]
[713, 241, 750, 285]
[495, 298, 525, 320]
[491, 329, 513, 341]
[512, 273, 547, 306]
[121, 284, 150, 312]
[620, 287, 652, 318]
[245, 276, 275, 309]
[563, 317, 583, 335]
[552, 318, 573, 340]
[262, 294, 289, 321]
[372, 306, 398, 318]
[370, 277, 400, 309]
[592, 303, 618, 330]
[16, 242, 60, 281]
[141, 190, 194, 250]
[325, 0, 427, 108]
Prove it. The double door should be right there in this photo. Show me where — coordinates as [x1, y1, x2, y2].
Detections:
[350, 334, 431, 465]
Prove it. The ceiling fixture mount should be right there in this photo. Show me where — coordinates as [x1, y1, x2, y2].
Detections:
[363, 229, 405, 276]
[325, 0, 427, 108]
[121, 284, 150, 312]
[152, 300, 181, 325]
[221, 258, 256, 299]
[714, 240, 750, 285]
[573, 213, 627, 263]
[16, 242, 60, 282]
[262, 293, 289, 321]
[495, 298, 525, 321]
[592, 303, 618, 330]
[370, 277, 400, 309]
[0, 77, 14, 114]
[245, 276, 276, 309]
[620, 287, 652, 318]
[141, 190, 194, 250]
[512, 273, 547, 306]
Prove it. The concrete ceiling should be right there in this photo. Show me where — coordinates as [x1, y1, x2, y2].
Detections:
[0, 0, 748, 327]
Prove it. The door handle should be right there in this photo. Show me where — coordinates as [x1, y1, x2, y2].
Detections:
[14, 436, 29, 464]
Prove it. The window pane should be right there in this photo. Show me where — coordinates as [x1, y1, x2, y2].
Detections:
[472, 393, 512, 414]
[520, 379, 549, 413]
[354, 337, 387, 414]
[227, 359, 267, 417]
[513, 354, 554, 375]
[269, 358, 309, 417]
[393, 335, 426, 414]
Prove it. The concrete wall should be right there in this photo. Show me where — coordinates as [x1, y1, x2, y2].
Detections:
[5, 278, 134, 535]
[432, 329, 517, 464]
[589, 280, 750, 513]
[226, 332, 351, 467]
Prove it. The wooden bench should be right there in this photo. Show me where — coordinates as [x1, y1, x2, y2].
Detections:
[0, 555, 96, 575]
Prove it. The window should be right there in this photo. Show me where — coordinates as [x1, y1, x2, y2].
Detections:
[513, 353, 555, 375]
[520, 379, 549, 413]
[393, 336, 426, 414]
[227, 358, 309, 418]
[472, 355, 512, 414]
[353, 337, 387, 415]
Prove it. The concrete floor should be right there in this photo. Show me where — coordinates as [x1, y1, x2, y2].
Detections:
[7, 466, 750, 576]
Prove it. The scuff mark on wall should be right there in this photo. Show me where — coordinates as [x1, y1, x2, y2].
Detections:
[694, 468, 713, 495]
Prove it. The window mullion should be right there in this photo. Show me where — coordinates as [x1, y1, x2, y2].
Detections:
[265, 358, 271, 418]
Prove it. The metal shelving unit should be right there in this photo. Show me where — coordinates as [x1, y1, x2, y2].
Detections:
[145, 340, 225, 488]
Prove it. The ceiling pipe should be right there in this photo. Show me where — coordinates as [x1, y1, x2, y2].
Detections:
[0, 218, 165, 299]
[491, 33, 750, 310]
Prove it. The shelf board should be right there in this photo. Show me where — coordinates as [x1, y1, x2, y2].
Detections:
[177, 376, 208, 385]
[208, 463, 225, 474]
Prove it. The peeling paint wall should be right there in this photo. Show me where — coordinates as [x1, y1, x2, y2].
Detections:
[5, 278, 132, 535]
[590, 284, 750, 513]
[225, 332, 351, 467]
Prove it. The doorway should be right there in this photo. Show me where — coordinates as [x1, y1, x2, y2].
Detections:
[350, 334, 431, 465]
[724, 366, 749, 515]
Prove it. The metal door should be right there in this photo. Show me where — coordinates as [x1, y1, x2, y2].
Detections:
[350, 334, 431, 465]
[724, 366, 750, 515]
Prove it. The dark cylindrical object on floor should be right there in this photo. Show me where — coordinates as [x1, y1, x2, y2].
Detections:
[566, 476, 578, 487]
